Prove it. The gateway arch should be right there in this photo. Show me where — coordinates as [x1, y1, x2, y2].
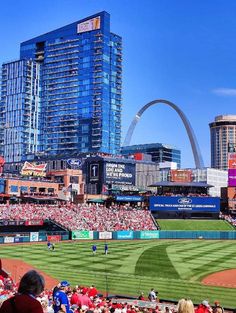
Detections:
[123, 99, 204, 169]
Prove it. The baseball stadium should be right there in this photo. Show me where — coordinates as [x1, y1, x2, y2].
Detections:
[0, 101, 235, 312]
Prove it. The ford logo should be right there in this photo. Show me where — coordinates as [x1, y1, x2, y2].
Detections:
[178, 198, 192, 204]
[67, 159, 82, 167]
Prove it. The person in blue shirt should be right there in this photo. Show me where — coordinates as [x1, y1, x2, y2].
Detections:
[92, 244, 97, 255]
[47, 241, 51, 250]
[53, 280, 72, 313]
[104, 243, 108, 255]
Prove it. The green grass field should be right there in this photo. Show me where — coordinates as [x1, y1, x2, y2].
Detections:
[157, 219, 235, 231]
[0, 240, 236, 308]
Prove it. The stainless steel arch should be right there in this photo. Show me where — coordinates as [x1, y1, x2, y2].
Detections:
[123, 99, 204, 169]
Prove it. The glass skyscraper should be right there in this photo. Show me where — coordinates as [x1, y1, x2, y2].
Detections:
[0, 11, 122, 162]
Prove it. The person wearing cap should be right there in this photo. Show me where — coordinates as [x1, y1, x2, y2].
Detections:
[53, 280, 72, 313]
[195, 300, 212, 313]
[213, 301, 224, 313]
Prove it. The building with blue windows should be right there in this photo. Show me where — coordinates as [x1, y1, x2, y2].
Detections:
[121, 143, 181, 168]
[0, 11, 122, 162]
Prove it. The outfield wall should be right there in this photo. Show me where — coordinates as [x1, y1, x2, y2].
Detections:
[0, 231, 69, 244]
[0, 230, 236, 244]
[71, 230, 236, 240]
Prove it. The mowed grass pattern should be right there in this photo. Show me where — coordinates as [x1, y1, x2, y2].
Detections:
[157, 219, 235, 230]
[1, 240, 236, 308]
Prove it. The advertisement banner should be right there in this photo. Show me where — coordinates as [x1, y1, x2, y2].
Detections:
[140, 231, 160, 239]
[228, 153, 236, 160]
[228, 159, 236, 169]
[47, 235, 61, 242]
[21, 162, 47, 177]
[149, 196, 220, 212]
[228, 169, 236, 187]
[104, 162, 135, 186]
[14, 237, 25, 243]
[4, 237, 14, 243]
[117, 231, 134, 240]
[72, 231, 94, 240]
[170, 170, 192, 182]
[99, 231, 112, 240]
[0, 220, 25, 226]
[77, 16, 101, 33]
[116, 195, 143, 202]
[25, 220, 44, 226]
[30, 232, 39, 242]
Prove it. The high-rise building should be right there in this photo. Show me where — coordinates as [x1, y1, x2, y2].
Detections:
[209, 115, 236, 170]
[121, 143, 181, 168]
[0, 11, 122, 163]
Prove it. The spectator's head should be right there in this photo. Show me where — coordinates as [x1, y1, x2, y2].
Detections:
[202, 301, 210, 308]
[60, 280, 70, 291]
[18, 270, 45, 296]
[177, 299, 194, 313]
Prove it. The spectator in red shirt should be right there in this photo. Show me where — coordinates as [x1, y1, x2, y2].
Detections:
[70, 288, 79, 306]
[88, 285, 97, 299]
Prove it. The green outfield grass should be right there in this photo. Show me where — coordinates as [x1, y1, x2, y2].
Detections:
[0, 240, 236, 308]
[157, 219, 235, 231]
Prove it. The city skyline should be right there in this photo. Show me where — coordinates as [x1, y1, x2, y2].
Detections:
[1, 0, 236, 168]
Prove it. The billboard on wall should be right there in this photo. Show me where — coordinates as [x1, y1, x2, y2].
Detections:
[140, 231, 159, 239]
[21, 162, 47, 177]
[116, 195, 143, 202]
[30, 232, 39, 242]
[170, 170, 192, 182]
[149, 196, 220, 212]
[77, 16, 100, 33]
[117, 231, 134, 240]
[228, 169, 236, 187]
[104, 162, 135, 186]
[72, 230, 94, 240]
[47, 235, 61, 242]
[99, 231, 112, 240]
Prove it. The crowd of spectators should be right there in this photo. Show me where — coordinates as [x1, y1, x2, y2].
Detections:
[156, 193, 210, 197]
[219, 212, 236, 227]
[0, 203, 157, 231]
[0, 273, 226, 313]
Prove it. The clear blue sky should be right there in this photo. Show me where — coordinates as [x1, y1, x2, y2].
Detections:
[1, 0, 236, 168]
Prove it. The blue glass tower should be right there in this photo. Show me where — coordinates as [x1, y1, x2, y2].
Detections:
[0, 12, 122, 162]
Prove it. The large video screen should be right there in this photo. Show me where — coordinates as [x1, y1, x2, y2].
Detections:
[104, 162, 135, 185]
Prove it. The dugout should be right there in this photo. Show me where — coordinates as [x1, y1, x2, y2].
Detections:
[149, 182, 220, 219]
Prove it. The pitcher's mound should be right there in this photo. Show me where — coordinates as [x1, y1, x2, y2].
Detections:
[1, 258, 59, 290]
[202, 269, 236, 288]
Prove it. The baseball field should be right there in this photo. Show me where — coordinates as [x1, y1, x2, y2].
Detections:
[1, 237, 236, 308]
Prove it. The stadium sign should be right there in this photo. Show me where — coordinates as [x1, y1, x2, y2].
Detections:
[170, 170, 192, 182]
[30, 232, 39, 242]
[116, 195, 143, 202]
[140, 231, 159, 239]
[228, 169, 236, 187]
[149, 196, 220, 212]
[67, 158, 82, 169]
[21, 162, 47, 177]
[72, 230, 94, 240]
[99, 231, 112, 240]
[117, 230, 134, 240]
[104, 162, 135, 186]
